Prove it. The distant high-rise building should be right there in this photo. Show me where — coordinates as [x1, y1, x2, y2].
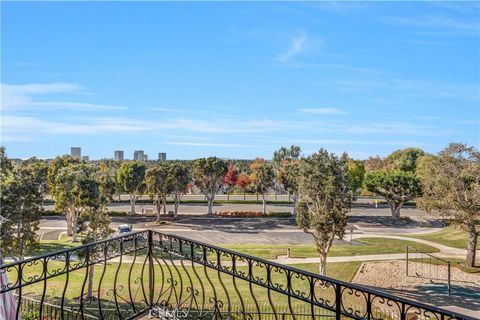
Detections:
[82, 156, 89, 161]
[71, 147, 81, 159]
[143, 154, 148, 161]
[133, 150, 144, 161]
[114, 150, 124, 161]
[158, 152, 166, 161]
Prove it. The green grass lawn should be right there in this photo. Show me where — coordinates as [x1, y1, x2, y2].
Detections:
[402, 225, 480, 250]
[30, 237, 439, 262]
[220, 238, 439, 260]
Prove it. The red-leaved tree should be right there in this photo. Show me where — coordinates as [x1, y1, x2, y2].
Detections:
[223, 164, 238, 201]
[236, 173, 251, 201]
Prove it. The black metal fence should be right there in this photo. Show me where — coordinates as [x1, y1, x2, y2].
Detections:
[406, 245, 451, 296]
[1, 231, 473, 320]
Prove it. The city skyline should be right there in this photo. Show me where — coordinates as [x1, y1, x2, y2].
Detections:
[1, 2, 479, 159]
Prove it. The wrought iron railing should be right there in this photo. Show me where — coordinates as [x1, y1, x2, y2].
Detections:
[0, 231, 474, 320]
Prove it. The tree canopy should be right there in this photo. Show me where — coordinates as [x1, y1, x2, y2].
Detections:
[116, 161, 147, 215]
[277, 160, 301, 214]
[363, 148, 425, 219]
[417, 143, 480, 267]
[347, 159, 365, 195]
[1, 157, 43, 261]
[250, 159, 275, 214]
[192, 157, 228, 214]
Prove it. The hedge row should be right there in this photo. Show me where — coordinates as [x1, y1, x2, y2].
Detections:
[216, 211, 292, 218]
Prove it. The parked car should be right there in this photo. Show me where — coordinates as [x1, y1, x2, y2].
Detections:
[115, 224, 145, 243]
[116, 224, 133, 235]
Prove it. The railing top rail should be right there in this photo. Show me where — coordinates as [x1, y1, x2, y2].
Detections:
[407, 245, 451, 264]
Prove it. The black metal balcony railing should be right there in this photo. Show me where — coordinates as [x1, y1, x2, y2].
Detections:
[0, 231, 474, 320]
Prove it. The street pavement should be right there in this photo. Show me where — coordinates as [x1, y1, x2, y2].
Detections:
[38, 203, 442, 245]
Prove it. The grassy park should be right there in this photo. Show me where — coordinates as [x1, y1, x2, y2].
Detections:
[403, 224, 480, 250]
[221, 238, 439, 259]
[29, 236, 439, 260]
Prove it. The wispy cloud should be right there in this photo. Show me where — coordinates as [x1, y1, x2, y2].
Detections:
[382, 14, 479, 36]
[2, 116, 304, 140]
[277, 33, 309, 62]
[167, 142, 246, 147]
[149, 107, 182, 113]
[295, 139, 429, 147]
[300, 108, 347, 115]
[328, 78, 479, 101]
[346, 123, 455, 137]
[1, 82, 125, 111]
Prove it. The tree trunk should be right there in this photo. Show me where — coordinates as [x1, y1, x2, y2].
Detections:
[87, 264, 95, 299]
[174, 200, 179, 218]
[72, 212, 79, 242]
[227, 190, 230, 201]
[66, 211, 73, 236]
[207, 197, 213, 215]
[130, 195, 136, 215]
[466, 223, 478, 267]
[256, 193, 259, 202]
[161, 197, 165, 215]
[388, 200, 403, 219]
[243, 193, 246, 201]
[292, 195, 297, 216]
[319, 253, 327, 276]
[262, 194, 267, 215]
[156, 198, 162, 222]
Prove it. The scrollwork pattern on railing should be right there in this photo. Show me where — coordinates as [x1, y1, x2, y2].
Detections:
[1, 230, 473, 320]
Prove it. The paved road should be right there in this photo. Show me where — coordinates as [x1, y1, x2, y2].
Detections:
[44, 201, 429, 218]
[38, 211, 442, 245]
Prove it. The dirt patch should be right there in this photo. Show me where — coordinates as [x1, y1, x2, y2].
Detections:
[352, 260, 480, 317]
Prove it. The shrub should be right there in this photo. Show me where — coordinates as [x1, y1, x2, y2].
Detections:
[216, 211, 292, 218]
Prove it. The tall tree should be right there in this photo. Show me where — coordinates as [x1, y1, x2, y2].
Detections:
[1, 156, 43, 262]
[168, 161, 191, 217]
[116, 161, 146, 215]
[347, 159, 365, 195]
[79, 169, 113, 299]
[192, 157, 227, 215]
[272, 146, 301, 199]
[52, 164, 99, 242]
[364, 156, 383, 172]
[272, 145, 301, 169]
[364, 170, 422, 219]
[96, 160, 117, 203]
[236, 173, 251, 201]
[223, 163, 238, 201]
[417, 143, 480, 267]
[47, 155, 80, 235]
[296, 149, 351, 275]
[145, 163, 170, 220]
[277, 160, 301, 215]
[384, 148, 425, 172]
[363, 148, 424, 219]
[250, 159, 275, 214]
[20, 158, 49, 208]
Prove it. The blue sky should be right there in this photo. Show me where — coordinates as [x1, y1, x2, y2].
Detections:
[1, 1, 479, 160]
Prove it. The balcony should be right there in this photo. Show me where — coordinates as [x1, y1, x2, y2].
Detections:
[0, 231, 472, 320]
